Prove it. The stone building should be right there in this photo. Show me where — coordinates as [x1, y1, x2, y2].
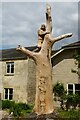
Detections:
[0, 41, 80, 103]
[0, 46, 37, 103]
[52, 41, 80, 94]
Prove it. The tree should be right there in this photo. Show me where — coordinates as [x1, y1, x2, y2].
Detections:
[16, 4, 72, 115]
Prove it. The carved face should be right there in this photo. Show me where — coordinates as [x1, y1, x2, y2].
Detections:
[41, 24, 46, 31]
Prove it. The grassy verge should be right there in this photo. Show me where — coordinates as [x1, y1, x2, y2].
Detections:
[58, 109, 80, 119]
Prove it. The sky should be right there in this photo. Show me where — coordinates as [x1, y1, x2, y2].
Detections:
[1, 1, 79, 50]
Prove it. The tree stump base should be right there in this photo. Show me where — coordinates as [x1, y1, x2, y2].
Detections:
[26, 111, 58, 120]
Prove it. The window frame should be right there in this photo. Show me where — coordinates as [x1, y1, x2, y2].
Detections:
[4, 88, 13, 100]
[67, 83, 80, 95]
[67, 83, 74, 94]
[75, 84, 80, 95]
[6, 62, 14, 75]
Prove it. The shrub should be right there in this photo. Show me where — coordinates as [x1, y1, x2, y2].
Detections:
[2, 100, 15, 109]
[2, 100, 33, 117]
[17, 103, 33, 110]
[53, 82, 64, 97]
[53, 83, 80, 111]
[9, 102, 33, 117]
[65, 94, 80, 110]
[9, 103, 22, 117]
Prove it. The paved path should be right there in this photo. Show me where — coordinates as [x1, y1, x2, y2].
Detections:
[0, 111, 2, 120]
[0, 110, 9, 120]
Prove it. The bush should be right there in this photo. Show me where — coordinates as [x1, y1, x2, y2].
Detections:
[2, 100, 33, 117]
[65, 94, 80, 110]
[9, 103, 22, 117]
[53, 83, 80, 111]
[9, 102, 33, 117]
[56, 94, 80, 111]
[53, 82, 64, 97]
[2, 100, 15, 109]
[17, 103, 33, 110]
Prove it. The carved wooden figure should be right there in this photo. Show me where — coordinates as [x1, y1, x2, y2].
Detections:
[16, 4, 72, 115]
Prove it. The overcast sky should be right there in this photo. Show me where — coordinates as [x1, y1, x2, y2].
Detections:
[1, 2, 79, 50]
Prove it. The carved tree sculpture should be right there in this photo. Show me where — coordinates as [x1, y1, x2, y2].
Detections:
[16, 4, 72, 115]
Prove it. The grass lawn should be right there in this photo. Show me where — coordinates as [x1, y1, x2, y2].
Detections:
[58, 109, 80, 119]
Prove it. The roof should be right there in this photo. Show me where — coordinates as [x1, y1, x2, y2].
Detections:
[0, 41, 80, 61]
[62, 41, 80, 49]
[0, 46, 37, 61]
[51, 41, 80, 58]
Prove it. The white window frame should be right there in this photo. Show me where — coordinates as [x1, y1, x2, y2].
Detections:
[75, 84, 80, 94]
[4, 88, 13, 100]
[6, 62, 14, 74]
[67, 83, 80, 94]
[67, 83, 75, 94]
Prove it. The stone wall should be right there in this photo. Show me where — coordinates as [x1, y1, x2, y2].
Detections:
[1, 59, 28, 103]
[52, 49, 78, 89]
[27, 58, 36, 104]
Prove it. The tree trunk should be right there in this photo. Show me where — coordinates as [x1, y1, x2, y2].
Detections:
[33, 36, 54, 114]
[33, 54, 53, 114]
[16, 4, 73, 115]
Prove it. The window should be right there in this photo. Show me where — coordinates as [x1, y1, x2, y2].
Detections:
[67, 84, 80, 95]
[67, 84, 73, 94]
[75, 84, 80, 95]
[4, 88, 13, 100]
[6, 62, 14, 74]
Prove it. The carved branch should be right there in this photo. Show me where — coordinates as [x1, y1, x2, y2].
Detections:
[46, 4, 52, 33]
[51, 33, 73, 44]
[16, 45, 37, 61]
